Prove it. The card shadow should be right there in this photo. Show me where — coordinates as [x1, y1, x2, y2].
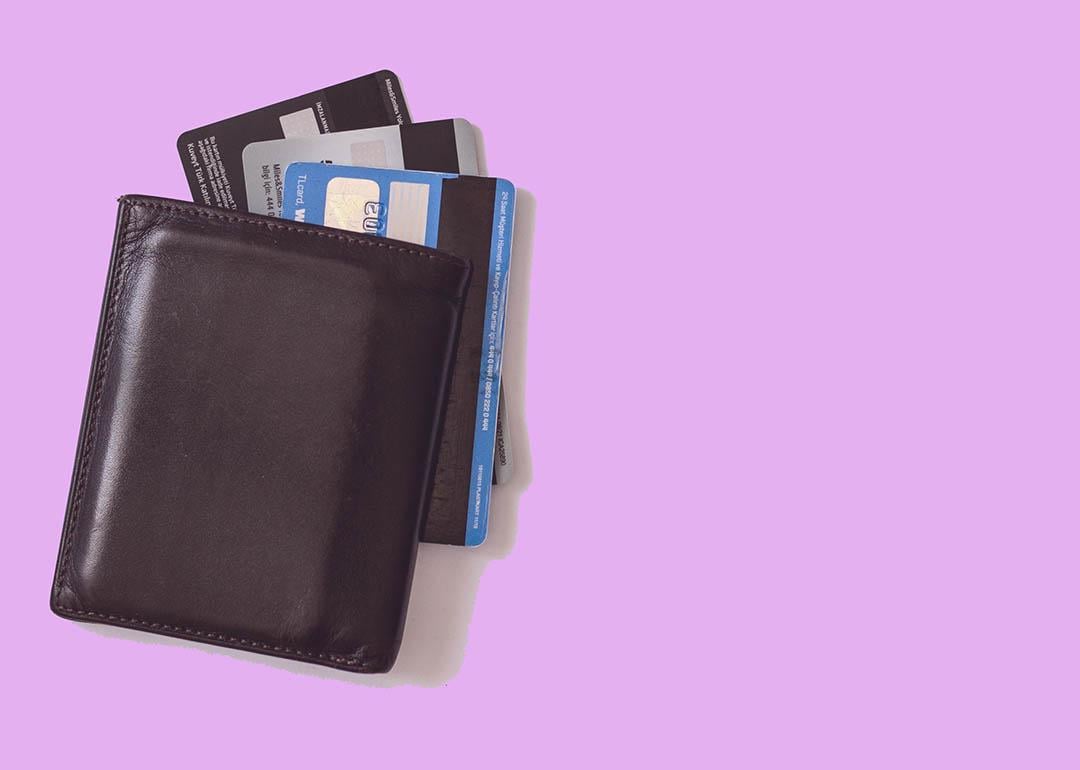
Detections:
[83, 186, 537, 688]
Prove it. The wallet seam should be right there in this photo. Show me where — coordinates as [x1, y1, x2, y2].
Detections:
[52, 197, 424, 672]
[56, 203, 136, 600]
[123, 197, 470, 278]
[53, 607, 373, 668]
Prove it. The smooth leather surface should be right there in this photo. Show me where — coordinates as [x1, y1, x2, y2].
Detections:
[50, 195, 470, 672]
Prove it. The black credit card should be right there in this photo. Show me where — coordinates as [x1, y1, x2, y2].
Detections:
[177, 70, 409, 211]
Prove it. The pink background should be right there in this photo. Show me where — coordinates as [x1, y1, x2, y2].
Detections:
[3, 1, 1078, 766]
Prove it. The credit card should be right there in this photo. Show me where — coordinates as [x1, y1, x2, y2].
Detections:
[242, 119, 479, 218]
[177, 70, 409, 212]
[282, 164, 514, 547]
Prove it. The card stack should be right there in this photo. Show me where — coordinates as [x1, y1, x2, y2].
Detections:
[176, 69, 516, 547]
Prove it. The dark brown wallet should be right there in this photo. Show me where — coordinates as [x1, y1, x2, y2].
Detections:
[50, 196, 471, 672]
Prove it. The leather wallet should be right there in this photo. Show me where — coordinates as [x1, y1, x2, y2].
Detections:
[50, 195, 471, 672]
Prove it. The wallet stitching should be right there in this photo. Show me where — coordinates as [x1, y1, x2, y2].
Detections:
[127, 198, 469, 274]
[56, 205, 135, 597]
[52, 199, 388, 670]
[55, 607, 369, 667]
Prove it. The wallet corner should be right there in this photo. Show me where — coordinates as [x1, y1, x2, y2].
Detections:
[49, 577, 80, 620]
[350, 639, 403, 674]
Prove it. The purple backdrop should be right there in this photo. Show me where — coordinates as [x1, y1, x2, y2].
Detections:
[3, 1, 1077, 766]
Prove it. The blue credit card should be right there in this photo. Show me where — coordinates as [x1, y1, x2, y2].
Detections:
[282, 162, 515, 546]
